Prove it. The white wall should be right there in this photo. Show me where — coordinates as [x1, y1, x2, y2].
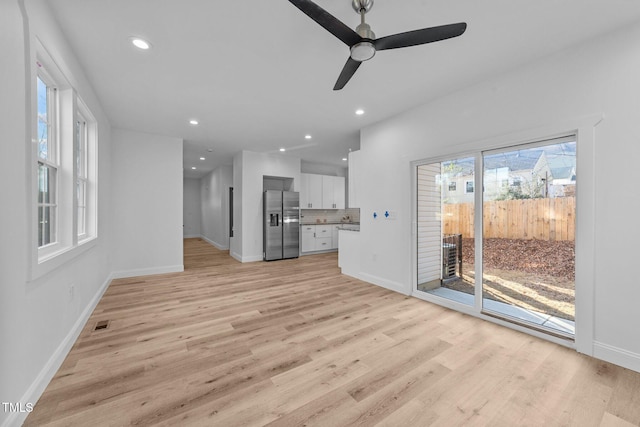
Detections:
[200, 165, 233, 249]
[110, 128, 184, 277]
[301, 161, 347, 177]
[352, 22, 640, 372]
[0, 1, 113, 425]
[183, 178, 202, 238]
[232, 151, 301, 262]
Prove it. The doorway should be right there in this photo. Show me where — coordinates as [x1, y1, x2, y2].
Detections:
[229, 187, 234, 240]
[415, 136, 576, 338]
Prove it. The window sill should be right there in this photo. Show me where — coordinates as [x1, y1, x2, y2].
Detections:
[30, 236, 98, 282]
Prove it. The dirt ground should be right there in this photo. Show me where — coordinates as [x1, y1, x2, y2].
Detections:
[444, 238, 575, 321]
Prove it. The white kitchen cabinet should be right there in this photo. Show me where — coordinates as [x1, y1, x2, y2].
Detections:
[300, 173, 323, 209]
[315, 237, 332, 251]
[301, 225, 316, 253]
[300, 224, 338, 253]
[321, 175, 346, 209]
[315, 224, 332, 239]
[301, 173, 345, 210]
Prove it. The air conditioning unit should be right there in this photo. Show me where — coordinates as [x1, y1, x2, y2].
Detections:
[442, 243, 457, 279]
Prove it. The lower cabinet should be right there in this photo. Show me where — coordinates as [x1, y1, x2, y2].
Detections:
[301, 225, 316, 253]
[300, 224, 339, 253]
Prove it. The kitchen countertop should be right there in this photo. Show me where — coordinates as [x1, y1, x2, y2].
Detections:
[300, 222, 359, 226]
[338, 225, 360, 231]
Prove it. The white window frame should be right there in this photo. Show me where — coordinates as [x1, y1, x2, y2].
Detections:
[29, 39, 98, 280]
[36, 64, 61, 259]
[76, 112, 88, 239]
[75, 97, 98, 244]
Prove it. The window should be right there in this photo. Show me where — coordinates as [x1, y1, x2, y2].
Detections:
[31, 43, 98, 276]
[76, 114, 88, 238]
[37, 75, 58, 247]
[465, 180, 474, 193]
[448, 181, 457, 191]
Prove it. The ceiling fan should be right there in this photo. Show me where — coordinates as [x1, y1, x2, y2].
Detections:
[288, 0, 467, 90]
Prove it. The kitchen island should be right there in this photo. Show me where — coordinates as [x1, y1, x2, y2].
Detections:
[338, 227, 360, 276]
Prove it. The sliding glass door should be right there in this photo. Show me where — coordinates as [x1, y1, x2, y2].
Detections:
[416, 137, 576, 338]
[416, 157, 475, 306]
[481, 139, 576, 336]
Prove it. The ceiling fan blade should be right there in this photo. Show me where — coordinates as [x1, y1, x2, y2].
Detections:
[374, 22, 467, 51]
[289, 0, 362, 47]
[334, 57, 362, 90]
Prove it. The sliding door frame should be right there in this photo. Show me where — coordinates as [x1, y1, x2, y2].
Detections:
[410, 115, 602, 355]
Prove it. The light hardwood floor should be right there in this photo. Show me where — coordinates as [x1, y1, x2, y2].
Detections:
[25, 238, 640, 426]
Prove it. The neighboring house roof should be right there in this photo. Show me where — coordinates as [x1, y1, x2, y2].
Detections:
[484, 150, 544, 172]
[547, 156, 576, 181]
[442, 145, 575, 179]
[442, 158, 475, 176]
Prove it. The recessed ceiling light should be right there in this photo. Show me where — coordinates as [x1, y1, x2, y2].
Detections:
[342, 158, 348, 161]
[191, 167, 196, 170]
[207, 148, 213, 152]
[189, 119, 199, 125]
[199, 157, 205, 160]
[355, 109, 365, 116]
[279, 148, 286, 152]
[131, 38, 151, 50]
[305, 135, 312, 139]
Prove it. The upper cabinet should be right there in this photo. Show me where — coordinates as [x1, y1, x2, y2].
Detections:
[322, 175, 345, 209]
[300, 173, 323, 209]
[301, 173, 345, 209]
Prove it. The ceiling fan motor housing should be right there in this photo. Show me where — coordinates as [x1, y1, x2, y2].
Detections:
[352, 0, 373, 13]
[351, 21, 376, 61]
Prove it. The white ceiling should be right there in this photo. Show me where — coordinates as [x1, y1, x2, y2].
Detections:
[47, 0, 640, 179]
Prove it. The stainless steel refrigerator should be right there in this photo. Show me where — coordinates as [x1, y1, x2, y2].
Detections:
[263, 190, 300, 261]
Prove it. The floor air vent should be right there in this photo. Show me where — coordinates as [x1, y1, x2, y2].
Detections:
[94, 320, 110, 331]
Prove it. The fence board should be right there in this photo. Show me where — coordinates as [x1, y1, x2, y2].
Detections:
[443, 197, 575, 241]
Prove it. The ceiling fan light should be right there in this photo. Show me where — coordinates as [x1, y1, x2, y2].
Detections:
[350, 42, 376, 62]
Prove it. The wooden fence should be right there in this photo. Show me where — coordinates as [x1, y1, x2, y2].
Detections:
[443, 197, 575, 241]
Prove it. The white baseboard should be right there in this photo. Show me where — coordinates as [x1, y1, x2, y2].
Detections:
[241, 255, 263, 263]
[348, 272, 411, 296]
[110, 265, 184, 279]
[200, 235, 229, 251]
[229, 250, 261, 263]
[3, 274, 112, 427]
[593, 341, 640, 373]
[183, 234, 201, 239]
